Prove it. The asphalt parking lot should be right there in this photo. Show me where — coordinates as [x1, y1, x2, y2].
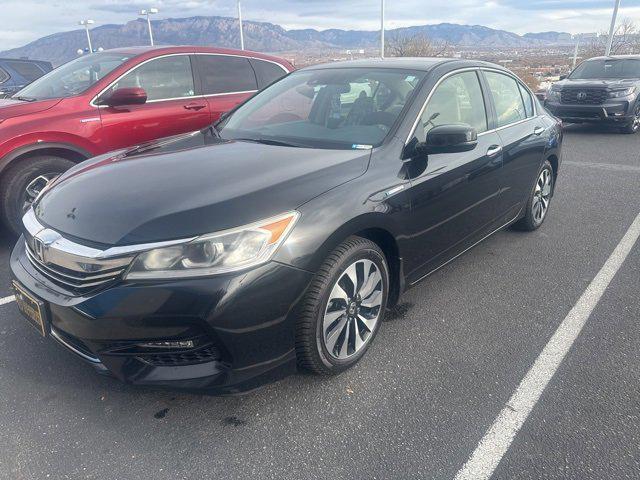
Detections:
[0, 125, 639, 480]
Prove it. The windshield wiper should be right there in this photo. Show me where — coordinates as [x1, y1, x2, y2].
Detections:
[202, 124, 222, 139]
[12, 96, 37, 102]
[234, 137, 309, 148]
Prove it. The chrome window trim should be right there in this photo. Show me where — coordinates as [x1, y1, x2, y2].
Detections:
[90, 52, 289, 108]
[405, 66, 539, 145]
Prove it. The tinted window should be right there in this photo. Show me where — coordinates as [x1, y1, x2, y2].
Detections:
[519, 83, 534, 118]
[0, 67, 8, 84]
[570, 59, 640, 79]
[6, 60, 45, 81]
[251, 59, 287, 88]
[418, 71, 487, 141]
[197, 55, 257, 95]
[112, 55, 195, 102]
[16, 53, 132, 100]
[221, 68, 425, 149]
[484, 71, 527, 127]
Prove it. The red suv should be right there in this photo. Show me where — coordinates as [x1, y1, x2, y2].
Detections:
[0, 46, 294, 234]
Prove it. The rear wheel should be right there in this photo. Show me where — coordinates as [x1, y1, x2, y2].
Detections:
[512, 160, 554, 232]
[296, 236, 389, 375]
[0, 156, 75, 235]
[620, 103, 640, 134]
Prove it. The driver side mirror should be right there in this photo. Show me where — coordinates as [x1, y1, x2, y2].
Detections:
[559, 74, 568, 80]
[99, 87, 147, 107]
[411, 124, 478, 156]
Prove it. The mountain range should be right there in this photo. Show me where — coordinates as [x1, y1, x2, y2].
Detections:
[0, 16, 574, 66]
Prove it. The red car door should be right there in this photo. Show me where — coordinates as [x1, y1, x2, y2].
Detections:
[193, 54, 260, 122]
[96, 54, 210, 151]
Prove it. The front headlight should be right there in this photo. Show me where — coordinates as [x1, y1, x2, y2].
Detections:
[609, 87, 636, 98]
[547, 85, 561, 102]
[125, 211, 299, 279]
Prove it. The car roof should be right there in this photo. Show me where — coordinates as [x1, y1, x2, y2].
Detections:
[102, 45, 290, 64]
[585, 55, 640, 61]
[301, 57, 505, 73]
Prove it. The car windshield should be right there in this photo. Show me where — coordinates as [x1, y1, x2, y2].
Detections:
[14, 53, 132, 101]
[569, 59, 640, 80]
[220, 67, 426, 149]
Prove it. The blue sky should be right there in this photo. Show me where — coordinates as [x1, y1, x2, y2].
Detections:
[2, 0, 640, 49]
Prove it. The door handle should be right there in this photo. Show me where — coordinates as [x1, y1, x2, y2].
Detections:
[184, 103, 206, 111]
[533, 126, 545, 136]
[486, 145, 502, 157]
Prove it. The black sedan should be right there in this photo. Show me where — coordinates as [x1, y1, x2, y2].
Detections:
[10, 58, 563, 393]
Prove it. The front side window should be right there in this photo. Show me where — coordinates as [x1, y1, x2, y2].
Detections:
[220, 68, 425, 149]
[15, 53, 132, 101]
[417, 71, 488, 142]
[110, 55, 195, 102]
[0, 67, 8, 84]
[197, 55, 257, 95]
[484, 71, 527, 128]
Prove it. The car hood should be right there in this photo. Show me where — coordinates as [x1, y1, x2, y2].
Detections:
[557, 78, 637, 89]
[35, 132, 370, 246]
[0, 98, 62, 119]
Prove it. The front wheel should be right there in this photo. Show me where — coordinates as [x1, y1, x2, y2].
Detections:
[512, 160, 554, 232]
[0, 156, 75, 235]
[620, 103, 640, 134]
[296, 236, 389, 375]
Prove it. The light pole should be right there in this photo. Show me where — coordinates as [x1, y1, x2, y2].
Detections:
[140, 8, 159, 46]
[380, 0, 385, 59]
[572, 36, 580, 68]
[78, 20, 94, 52]
[605, 0, 621, 56]
[237, 1, 245, 50]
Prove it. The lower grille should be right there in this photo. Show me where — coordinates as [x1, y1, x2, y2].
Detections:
[561, 88, 607, 105]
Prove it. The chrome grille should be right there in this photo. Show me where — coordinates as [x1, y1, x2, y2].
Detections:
[561, 88, 608, 105]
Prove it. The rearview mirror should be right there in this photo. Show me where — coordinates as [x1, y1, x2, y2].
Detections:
[416, 124, 478, 155]
[100, 87, 147, 107]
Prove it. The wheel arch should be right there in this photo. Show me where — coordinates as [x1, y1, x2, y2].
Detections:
[0, 142, 91, 176]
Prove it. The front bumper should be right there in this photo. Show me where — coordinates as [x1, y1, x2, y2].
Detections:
[545, 100, 634, 124]
[11, 237, 313, 394]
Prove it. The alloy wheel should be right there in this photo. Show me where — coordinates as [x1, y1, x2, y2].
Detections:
[322, 259, 384, 360]
[532, 168, 552, 224]
[633, 104, 640, 131]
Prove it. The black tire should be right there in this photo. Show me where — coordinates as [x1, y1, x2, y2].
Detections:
[620, 103, 640, 134]
[295, 236, 389, 375]
[0, 156, 75, 235]
[512, 160, 554, 232]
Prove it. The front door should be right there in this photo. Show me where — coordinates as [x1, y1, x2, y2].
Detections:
[402, 70, 504, 283]
[97, 55, 210, 152]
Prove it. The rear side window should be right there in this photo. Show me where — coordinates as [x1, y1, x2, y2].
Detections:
[518, 83, 534, 118]
[197, 55, 258, 95]
[0, 67, 8, 84]
[484, 71, 527, 127]
[112, 55, 195, 102]
[418, 70, 488, 141]
[5, 60, 45, 81]
[250, 59, 288, 88]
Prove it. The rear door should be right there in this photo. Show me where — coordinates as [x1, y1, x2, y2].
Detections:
[96, 54, 210, 151]
[403, 69, 504, 282]
[482, 70, 548, 221]
[193, 54, 259, 122]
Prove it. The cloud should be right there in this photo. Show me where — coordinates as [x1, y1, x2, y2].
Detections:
[1, 0, 638, 50]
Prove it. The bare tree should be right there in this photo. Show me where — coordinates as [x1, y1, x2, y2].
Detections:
[581, 18, 640, 59]
[386, 33, 451, 58]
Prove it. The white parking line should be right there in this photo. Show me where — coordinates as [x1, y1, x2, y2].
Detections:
[0, 295, 15, 306]
[455, 211, 640, 480]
